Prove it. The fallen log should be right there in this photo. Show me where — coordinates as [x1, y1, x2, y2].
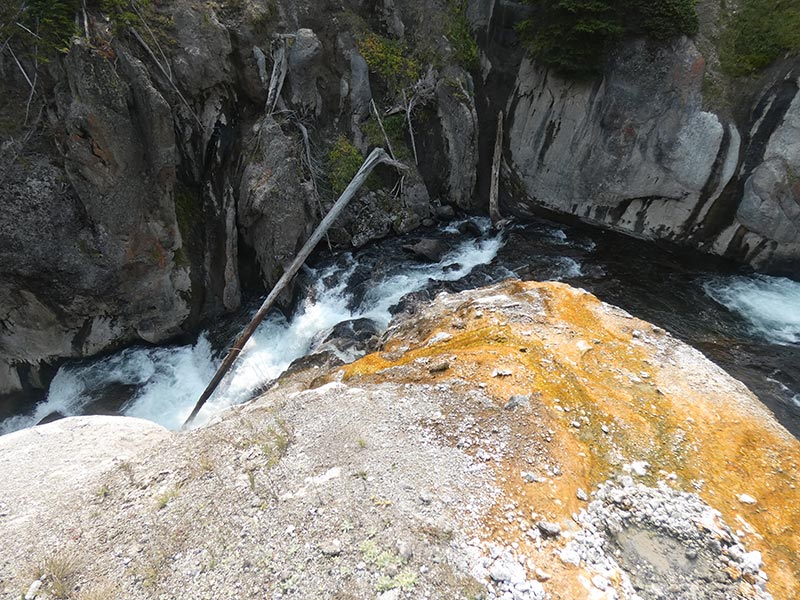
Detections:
[183, 147, 406, 427]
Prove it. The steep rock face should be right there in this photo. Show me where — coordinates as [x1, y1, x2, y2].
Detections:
[713, 74, 800, 271]
[436, 66, 481, 211]
[0, 5, 246, 394]
[505, 38, 741, 249]
[238, 116, 316, 287]
[0, 42, 192, 393]
[502, 31, 800, 274]
[0, 0, 479, 397]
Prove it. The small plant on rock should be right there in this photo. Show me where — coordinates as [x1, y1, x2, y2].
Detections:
[377, 570, 418, 592]
[719, 0, 800, 76]
[358, 32, 421, 91]
[447, 0, 479, 70]
[327, 136, 365, 195]
[154, 486, 180, 510]
[30, 551, 81, 598]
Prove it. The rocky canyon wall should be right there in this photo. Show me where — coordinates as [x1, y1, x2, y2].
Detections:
[1, 0, 798, 400]
[484, 1, 800, 275]
[0, 0, 480, 397]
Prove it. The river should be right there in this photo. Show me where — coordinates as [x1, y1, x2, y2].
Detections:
[1, 216, 798, 437]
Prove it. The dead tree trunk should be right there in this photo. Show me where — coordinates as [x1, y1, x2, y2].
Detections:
[183, 148, 406, 427]
[131, 27, 202, 129]
[403, 89, 419, 166]
[370, 100, 396, 160]
[266, 39, 288, 115]
[489, 111, 504, 226]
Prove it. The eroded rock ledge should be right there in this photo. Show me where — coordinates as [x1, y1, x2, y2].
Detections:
[1, 281, 798, 599]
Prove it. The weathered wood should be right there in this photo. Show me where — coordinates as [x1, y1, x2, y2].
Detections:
[184, 148, 406, 427]
[7, 45, 32, 89]
[266, 39, 287, 115]
[132, 1, 173, 82]
[296, 121, 331, 252]
[489, 110, 504, 226]
[403, 89, 419, 166]
[370, 99, 396, 160]
[81, 0, 89, 41]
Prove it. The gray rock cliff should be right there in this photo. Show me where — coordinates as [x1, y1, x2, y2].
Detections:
[2, 0, 798, 404]
[494, 13, 799, 273]
[0, 0, 479, 398]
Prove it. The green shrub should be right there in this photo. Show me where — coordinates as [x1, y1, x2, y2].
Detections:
[448, 0, 479, 70]
[100, 0, 138, 27]
[362, 113, 411, 160]
[97, 0, 168, 37]
[516, 0, 698, 77]
[0, 0, 161, 60]
[719, 0, 800, 76]
[327, 137, 365, 195]
[358, 32, 420, 90]
[0, 0, 78, 59]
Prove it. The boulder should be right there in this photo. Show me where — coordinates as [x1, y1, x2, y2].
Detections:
[402, 238, 449, 262]
[238, 116, 315, 289]
[288, 28, 324, 117]
[436, 67, 479, 210]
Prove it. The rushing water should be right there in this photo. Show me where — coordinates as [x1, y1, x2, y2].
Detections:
[2, 216, 799, 436]
[702, 275, 800, 345]
[0, 219, 508, 433]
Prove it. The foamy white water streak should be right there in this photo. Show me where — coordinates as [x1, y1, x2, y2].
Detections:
[1, 221, 506, 434]
[703, 274, 800, 345]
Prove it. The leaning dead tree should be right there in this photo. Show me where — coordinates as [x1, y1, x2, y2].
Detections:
[489, 110, 504, 227]
[266, 36, 289, 115]
[184, 147, 406, 427]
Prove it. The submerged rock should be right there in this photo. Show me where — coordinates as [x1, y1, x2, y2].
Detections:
[402, 238, 449, 263]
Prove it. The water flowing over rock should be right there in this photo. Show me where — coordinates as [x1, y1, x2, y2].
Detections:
[1, 0, 799, 424]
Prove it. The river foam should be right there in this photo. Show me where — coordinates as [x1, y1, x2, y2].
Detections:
[702, 274, 800, 345]
[1, 220, 508, 434]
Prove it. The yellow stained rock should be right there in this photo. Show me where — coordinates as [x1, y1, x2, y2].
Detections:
[341, 280, 800, 599]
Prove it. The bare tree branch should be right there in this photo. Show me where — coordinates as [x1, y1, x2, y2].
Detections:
[80, 0, 89, 41]
[15, 22, 39, 39]
[296, 120, 332, 252]
[24, 44, 37, 124]
[131, 0, 172, 81]
[489, 111, 504, 226]
[266, 38, 288, 115]
[7, 44, 33, 89]
[370, 99, 396, 160]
